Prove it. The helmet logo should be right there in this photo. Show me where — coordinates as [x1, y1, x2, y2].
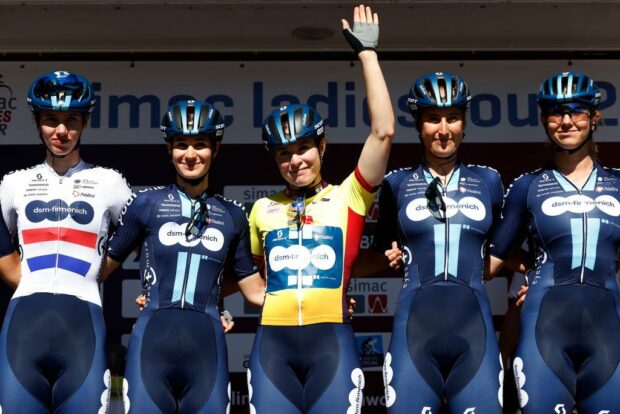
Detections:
[53, 71, 70, 79]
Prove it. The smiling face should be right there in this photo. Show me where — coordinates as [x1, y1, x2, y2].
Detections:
[38, 110, 86, 156]
[272, 138, 325, 189]
[168, 134, 219, 180]
[542, 104, 598, 151]
[418, 107, 465, 161]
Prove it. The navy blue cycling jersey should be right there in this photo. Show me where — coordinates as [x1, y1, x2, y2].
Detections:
[108, 185, 258, 413]
[491, 163, 620, 289]
[375, 163, 504, 412]
[376, 162, 503, 291]
[108, 185, 257, 316]
[0, 211, 14, 257]
[490, 162, 620, 413]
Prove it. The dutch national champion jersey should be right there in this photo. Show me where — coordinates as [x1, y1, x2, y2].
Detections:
[375, 163, 503, 297]
[0, 161, 131, 306]
[107, 185, 257, 317]
[249, 168, 376, 326]
[490, 163, 620, 288]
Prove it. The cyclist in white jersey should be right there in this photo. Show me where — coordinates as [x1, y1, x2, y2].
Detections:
[0, 70, 132, 413]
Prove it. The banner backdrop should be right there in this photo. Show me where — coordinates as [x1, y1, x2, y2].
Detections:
[1, 60, 619, 144]
[2, 59, 619, 413]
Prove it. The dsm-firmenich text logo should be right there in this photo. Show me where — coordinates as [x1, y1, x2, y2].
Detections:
[0, 74, 17, 136]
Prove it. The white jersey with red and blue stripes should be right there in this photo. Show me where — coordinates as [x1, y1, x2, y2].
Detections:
[0, 160, 131, 306]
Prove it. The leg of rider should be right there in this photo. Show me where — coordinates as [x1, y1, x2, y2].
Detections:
[0, 297, 49, 414]
[57, 301, 108, 414]
[125, 310, 170, 413]
[307, 324, 364, 414]
[514, 290, 574, 414]
[179, 313, 229, 414]
[384, 297, 442, 414]
[247, 326, 302, 414]
[448, 291, 503, 413]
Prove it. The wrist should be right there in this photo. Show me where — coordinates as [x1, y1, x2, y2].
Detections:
[358, 49, 378, 62]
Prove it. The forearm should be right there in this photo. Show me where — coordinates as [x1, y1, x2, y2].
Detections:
[0, 251, 20, 289]
[359, 50, 395, 142]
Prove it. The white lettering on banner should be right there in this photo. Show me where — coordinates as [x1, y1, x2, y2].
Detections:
[554, 404, 567, 414]
[3, 61, 620, 145]
[158, 222, 224, 251]
[541, 195, 620, 217]
[406, 197, 486, 222]
[268, 244, 336, 272]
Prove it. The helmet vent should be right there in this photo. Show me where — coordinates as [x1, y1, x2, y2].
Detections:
[186, 103, 195, 131]
[293, 106, 304, 136]
[197, 104, 208, 130]
[172, 105, 183, 131]
[422, 80, 436, 104]
[280, 113, 291, 140]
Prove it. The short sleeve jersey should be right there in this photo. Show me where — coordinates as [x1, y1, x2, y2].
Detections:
[490, 163, 620, 288]
[0, 160, 131, 306]
[107, 185, 257, 317]
[249, 168, 376, 326]
[374, 163, 503, 298]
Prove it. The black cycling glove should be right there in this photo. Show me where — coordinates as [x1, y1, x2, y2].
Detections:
[343, 20, 379, 54]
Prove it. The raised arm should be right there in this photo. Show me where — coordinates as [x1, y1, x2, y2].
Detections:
[342, 4, 395, 187]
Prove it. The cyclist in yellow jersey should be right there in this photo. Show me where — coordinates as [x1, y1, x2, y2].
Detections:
[247, 5, 394, 413]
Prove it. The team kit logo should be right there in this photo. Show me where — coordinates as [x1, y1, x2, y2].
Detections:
[25, 199, 95, 224]
[541, 194, 620, 216]
[406, 197, 486, 222]
[158, 222, 224, 251]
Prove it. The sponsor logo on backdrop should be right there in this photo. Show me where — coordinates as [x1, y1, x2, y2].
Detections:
[0, 74, 17, 136]
[356, 335, 384, 368]
[368, 295, 388, 314]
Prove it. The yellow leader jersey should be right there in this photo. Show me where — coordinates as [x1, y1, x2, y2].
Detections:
[249, 168, 376, 326]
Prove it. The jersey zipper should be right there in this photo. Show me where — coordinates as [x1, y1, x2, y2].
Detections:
[443, 181, 450, 281]
[54, 177, 64, 294]
[296, 215, 304, 326]
[580, 204, 587, 284]
[560, 168, 595, 284]
[180, 199, 196, 308]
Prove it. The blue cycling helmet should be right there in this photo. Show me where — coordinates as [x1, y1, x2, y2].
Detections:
[538, 71, 601, 113]
[27, 71, 95, 113]
[161, 100, 225, 142]
[408, 72, 471, 115]
[261, 104, 325, 149]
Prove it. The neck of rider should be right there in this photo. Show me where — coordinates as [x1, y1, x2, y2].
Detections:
[46, 145, 82, 177]
[177, 173, 210, 200]
[425, 152, 457, 184]
[554, 142, 594, 183]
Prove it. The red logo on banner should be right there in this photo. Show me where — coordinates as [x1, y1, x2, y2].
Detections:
[368, 295, 387, 313]
[366, 201, 380, 223]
